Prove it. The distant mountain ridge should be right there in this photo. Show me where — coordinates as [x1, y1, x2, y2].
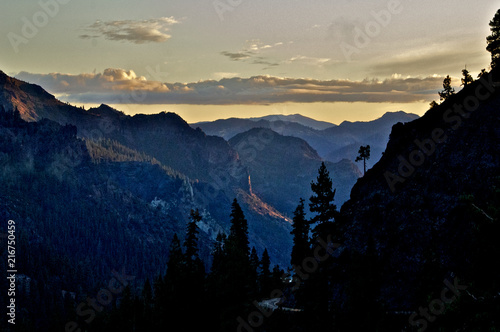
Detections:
[248, 113, 337, 130]
[192, 111, 419, 172]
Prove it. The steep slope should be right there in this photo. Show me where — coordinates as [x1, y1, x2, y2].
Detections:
[0, 70, 87, 122]
[87, 105, 247, 187]
[0, 111, 186, 285]
[229, 128, 361, 215]
[339, 72, 500, 310]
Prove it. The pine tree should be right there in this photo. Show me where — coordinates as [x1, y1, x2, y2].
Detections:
[439, 75, 455, 101]
[183, 210, 206, 330]
[212, 199, 253, 331]
[477, 68, 488, 79]
[206, 232, 228, 330]
[249, 246, 260, 295]
[303, 164, 339, 329]
[166, 234, 184, 280]
[184, 209, 201, 261]
[355, 145, 371, 175]
[291, 198, 310, 267]
[250, 247, 260, 272]
[163, 234, 186, 324]
[259, 248, 272, 295]
[309, 162, 338, 239]
[227, 198, 250, 259]
[461, 67, 474, 87]
[211, 232, 227, 274]
[487, 9, 500, 69]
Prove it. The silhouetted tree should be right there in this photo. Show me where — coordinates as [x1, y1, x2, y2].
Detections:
[206, 232, 228, 329]
[218, 199, 252, 331]
[291, 198, 310, 267]
[461, 67, 474, 87]
[184, 209, 201, 261]
[259, 249, 273, 295]
[355, 145, 371, 175]
[227, 199, 250, 260]
[487, 9, 500, 68]
[165, 234, 184, 282]
[163, 234, 187, 325]
[211, 232, 227, 274]
[309, 162, 338, 240]
[301, 163, 340, 330]
[249, 246, 260, 294]
[477, 68, 488, 79]
[439, 75, 455, 101]
[183, 210, 206, 330]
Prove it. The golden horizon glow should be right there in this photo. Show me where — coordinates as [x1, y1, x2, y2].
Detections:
[76, 101, 430, 125]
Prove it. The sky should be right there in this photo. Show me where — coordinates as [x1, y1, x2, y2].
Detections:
[1, 0, 498, 124]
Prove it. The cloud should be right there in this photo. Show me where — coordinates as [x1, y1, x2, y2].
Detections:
[80, 17, 179, 44]
[16, 69, 170, 94]
[286, 55, 332, 66]
[251, 57, 280, 68]
[221, 39, 283, 68]
[220, 51, 252, 61]
[371, 48, 488, 77]
[15, 69, 445, 106]
[212, 72, 241, 80]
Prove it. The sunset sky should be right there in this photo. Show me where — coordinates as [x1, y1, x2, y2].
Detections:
[1, 0, 498, 123]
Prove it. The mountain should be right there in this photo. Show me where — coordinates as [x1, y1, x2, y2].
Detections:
[2, 66, 499, 330]
[248, 113, 336, 130]
[0, 70, 88, 122]
[322, 111, 420, 164]
[0, 112, 185, 290]
[192, 114, 335, 140]
[229, 128, 361, 215]
[0, 71, 292, 267]
[0, 71, 246, 190]
[192, 111, 419, 172]
[338, 71, 500, 311]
